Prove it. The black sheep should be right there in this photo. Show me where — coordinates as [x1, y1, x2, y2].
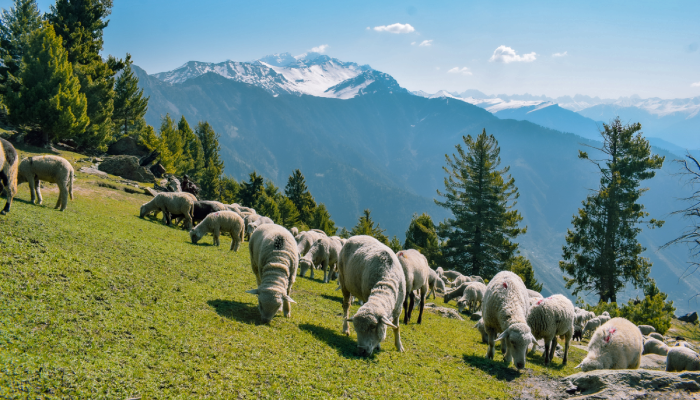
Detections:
[168, 200, 229, 226]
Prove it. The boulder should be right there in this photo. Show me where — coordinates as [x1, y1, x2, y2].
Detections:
[107, 136, 150, 157]
[78, 167, 108, 178]
[98, 155, 155, 183]
[150, 163, 166, 178]
[563, 369, 700, 399]
[423, 303, 463, 321]
[640, 354, 668, 370]
[679, 312, 698, 324]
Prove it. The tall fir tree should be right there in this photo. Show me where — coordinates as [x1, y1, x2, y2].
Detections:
[112, 54, 148, 138]
[277, 196, 301, 229]
[175, 115, 199, 176]
[157, 114, 182, 173]
[219, 175, 239, 204]
[507, 255, 543, 292]
[6, 23, 88, 144]
[350, 209, 388, 245]
[560, 118, 664, 303]
[309, 203, 337, 236]
[285, 169, 316, 224]
[196, 121, 224, 200]
[404, 213, 441, 268]
[435, 129, 526, 278]
[255, 191, 282, 224]
[238, 171, 264, 207]
[0, 0, 41, 99]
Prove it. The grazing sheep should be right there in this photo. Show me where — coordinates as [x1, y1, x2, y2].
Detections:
[427, 269, 445, 299]
[526, 295, 575, 365]
[245, 224, 298, 323]
[299, 236, 343, 283]
[0, 138, 19, 215]
[470, 276, 485, 284]
[457, 282, 487, 313]
[638, 325, 656, 335]
[140, 192, 195, 229]
[475, 319, 488, 343]
[291, 227, 299, 237]
[442, 270, 463, 281]
[443, 282, 472, 304]
[583, 318, 602, 338]
[643, 338, 669, 356]
[244, 214, 261, 232]
[649, 332, 664, 342]
[666, 346, 700, 372]
[451, 275, 473, 288]
[482, 271, 536, 370]
[396, 249, 430, 324]
[246, 216, 274, 235]
[598, 315, 611, 324]
[171, 200, 228, 226]
[189, 211, 244, 251]
[235, 205, 256, 215]
[296, 230, 326, 258]
[338, 235, 406, 356]
[17, 155, 74, 211]
[576, 317, 643, 372]
[573, 326, 583, 342]
[527, 289, 543, 299]
[436, 267, 445, 279]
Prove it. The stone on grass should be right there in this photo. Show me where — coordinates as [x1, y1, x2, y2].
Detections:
[98, 155, 154, 183]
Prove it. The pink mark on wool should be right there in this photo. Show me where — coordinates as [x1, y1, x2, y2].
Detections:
[603, 328, 617, 344]
[397, 252, 403, 257]
[503, 282, 508, 289]
[537, 299, 544, 306]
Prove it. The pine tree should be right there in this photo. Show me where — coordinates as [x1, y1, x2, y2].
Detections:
[255, 191, 282, 224]
[219, 175, 239, 204]
[388, 236, 402, 253]
[238, 172, 264, 207]
[435, 129, 526, 278]
[338, 227, 351, 239]
[0, 0, 41, 98]
[7, 23, 88, 144]
[404, 213, 441, 268]
[507, 255, 543, 292]
[112, 54, 148, 138]
[157, 114, 182, 173]
[196, 121, 224, 200]
[277, 196, 301, 229]
[351, 209, 388, 245]
[285, 169, 316, 223]
[560, 118, 664, 303]
[175, 115, 198, 176]
[309, 203, 337, 236]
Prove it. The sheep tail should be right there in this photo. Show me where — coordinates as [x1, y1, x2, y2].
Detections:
[69, 169, 74, 200]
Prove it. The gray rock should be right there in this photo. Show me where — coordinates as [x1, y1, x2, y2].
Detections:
[78, 167, 108, 178]
[423, 303, 463, 320]
[107, 136, 150, 157]
[640, 354, 667, 370]
[678, 312, 698, 324]
[563, 369, 700, 399]
[98, 155, 155, 183]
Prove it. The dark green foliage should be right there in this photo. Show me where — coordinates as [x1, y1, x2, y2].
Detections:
[112, 54, 148, 138]
[158, 114, 182, 173]
[506, 255, 543, 292]
[277, 196, 301, 229]
[255, 191, 281, 224]
[351, 209, 388, 245]
[436, 129, 526, 278]
[285, 169, 316, 223]
[219, 175, 239, 204]
[560, 119, 665, 303]
[238, 171, 264, 208]
[388, 236, 402, 253]
[0, 0, 41, 98]
[338, 227, 351, 239]
[404, 213, 441, 268]
[308, 203, 337, 236]
[6, 23, 88, 144]
[196, 121, 224, 200]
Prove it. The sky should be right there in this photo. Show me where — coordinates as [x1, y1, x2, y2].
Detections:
[3, 0, 700, 99]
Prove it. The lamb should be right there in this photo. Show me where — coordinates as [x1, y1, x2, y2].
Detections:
[528, 289, 543, 299]
[16, 155, 74, 211]
[338, 235, 406, 356]
[246, 216, 274, 235]
[457, 282, 487, 313]
[666, 346, 700, 372]
[427, 269, 445, 299]
[643, 337, 669, 356]
[451, 275, 473, 287]
[443, 282, 472, 304]
[299, 236, 343, 283]
[482, 271, 536, 370]
[296, 230, 326, 258]
[442, 270, 463, 281]
[0, 138, 19, 215]
[583, 318, 602, 338]
[638, 325, 656, 335]
[245, 224, 298, 323]
[396, 249, 430, 324]
[140, 192, 195, 229]
[526, 295, 575, 365]
[189, 211, 244, 251]
[475, 318, 488, 343]
[576, 317, 643, 372]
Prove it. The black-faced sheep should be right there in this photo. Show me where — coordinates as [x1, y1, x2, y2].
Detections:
[526, 295, 575, 365]
[299, 235, 343, 283]
[396, 249, 430, 325]
[0, 138, 19, 215]
[576, 317, 643, 372]
[17, 155, 74, 211]
[338, 235, 406, 356]
[666, 346, 700, 372]
[189, 211, 244, 251]
[482, 271, 535, 370]
[245, 224, 298, 323]
[140, 192, 195, 229]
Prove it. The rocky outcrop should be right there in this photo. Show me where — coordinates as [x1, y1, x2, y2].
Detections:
[107, 136, 150, 157]
[562, 370, 700, 399]
[423, 303, 463, 320]
[679, 312, 698, 324]
[98, 155, 154, 183]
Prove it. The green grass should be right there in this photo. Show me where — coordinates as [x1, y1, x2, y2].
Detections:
[0, 148, 586, 399]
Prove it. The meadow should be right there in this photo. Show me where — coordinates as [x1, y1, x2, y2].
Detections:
[0, 147, 589, 399]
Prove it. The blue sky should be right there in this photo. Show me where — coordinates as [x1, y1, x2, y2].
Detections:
[4, 0, 700, 98]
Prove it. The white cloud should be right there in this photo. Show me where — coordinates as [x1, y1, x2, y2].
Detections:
[418, 40, 433, 47]
[552, 51, 568, 57]
[692, 81, 700, 87]
[411, 41, 416, 45]
[489, 45, 537, 63]
[448, 67, 472, 76]
[310, 44, 329, 53]
[373, 23, 415, 34]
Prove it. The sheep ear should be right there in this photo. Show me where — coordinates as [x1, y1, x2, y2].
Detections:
[283, 295, 296, 304]
[380, 316, 398, 329]
[496, 330, 509, 342]
[245, 289, 259, 295]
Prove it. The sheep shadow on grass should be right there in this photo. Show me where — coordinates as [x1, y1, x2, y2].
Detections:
[319, 294, 344, 304]
[462, 354, 521, 381]
[207, 299, 259, 325]
[298, 323, 370, 360]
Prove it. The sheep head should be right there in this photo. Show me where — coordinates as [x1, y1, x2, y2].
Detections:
[189, 229, 203, 244]
[245, 288, 295, 323]
[299, 258, 314, 278]
[139, 204, 148, 218]
[347, 308, 396, 357]
[457, 298, 468, 313]
[496, 322, 536, 370]
[577, 356, 603, 372]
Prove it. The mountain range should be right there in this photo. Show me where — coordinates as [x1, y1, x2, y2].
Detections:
[134, 53, 700, 313]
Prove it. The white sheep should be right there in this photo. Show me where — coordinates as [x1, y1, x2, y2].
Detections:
[443, 282, 472, 304]
[527, 289, 543, 299]
[427, 269, 446, 299]
[526, 295, 575, 365]
[17, 155, 74, 211]
[649, 332, 664, 342]
[577, 317, 643, 372]
[638, 325, 656, 335]
[140, 192, 195, 229]
[666, 346, 700, 372]
[246, 216, 274, 235]
[245, 224, 298, 323]
[643, 337, 669, 356]
[475, 318, 488, 343]
[457, 282, 487, 313]
[436, 267, 445, 279]
[442, 270, 463, 281]
[451, 275, 473, 288]
[470, 276, 485, 284]
[338, 235, 406, 356]
[299, 235, 343, 283]
[583, 317, 602, 338]
[396, 249, 430, 324]
[598, 315, 611, 325]
[290, 227, 299, 237]
[296, 229, 326, 258]
[0, 138, 19, 215]
[189, 211, 244, 251]
[482, 271, 536, 370]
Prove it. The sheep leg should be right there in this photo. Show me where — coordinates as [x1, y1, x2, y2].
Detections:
[283, 297, 292, 318]
[402, 293, 409, 325]
[416, 288, 426, 324]
[342, 289, 352, 335]
[543, 338, 551, 365]
[486, 328, 497, 360]
[27, 175, 37, 204]
[56, 185, 67, 210]
[322, 259, 329, 283]
[562, 332, 571, 365]
[392, 315, 404, 352]
[503, 341, 512, 365]
[407, 292, 416, 323]
[184, 212, 192, 230]
[428, 287, 435, 299]
[213, 227, 220, 246]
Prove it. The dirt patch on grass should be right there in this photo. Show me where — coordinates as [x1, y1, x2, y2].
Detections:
[516, 372, 566, 399]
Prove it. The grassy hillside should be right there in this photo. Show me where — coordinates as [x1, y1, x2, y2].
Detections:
[0, 148, 587, 399]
